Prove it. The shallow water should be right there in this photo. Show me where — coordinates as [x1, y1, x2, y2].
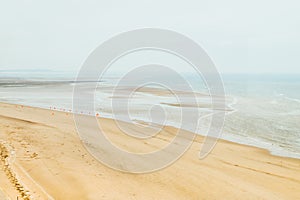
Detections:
[0, 70, 299, 159]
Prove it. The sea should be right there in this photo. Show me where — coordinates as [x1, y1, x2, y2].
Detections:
[0, 69, 299, 159]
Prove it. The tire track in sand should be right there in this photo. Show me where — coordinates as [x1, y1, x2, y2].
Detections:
[0, 141, 54, 200]
[0, 141, 31, 199]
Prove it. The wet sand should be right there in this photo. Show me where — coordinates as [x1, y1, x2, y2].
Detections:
[0, 102, 299, 199]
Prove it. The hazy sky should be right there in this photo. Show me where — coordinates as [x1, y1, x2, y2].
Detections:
[0, 0, 299, 74]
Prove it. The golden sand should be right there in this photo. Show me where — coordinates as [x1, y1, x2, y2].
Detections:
[0, 102, 299, 199]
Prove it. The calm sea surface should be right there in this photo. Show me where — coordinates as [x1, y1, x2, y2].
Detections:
[1, 70, 299, 159]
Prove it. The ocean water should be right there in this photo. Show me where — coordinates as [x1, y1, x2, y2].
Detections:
[0, 70, 299, 159]
[221, 74, 300, 158]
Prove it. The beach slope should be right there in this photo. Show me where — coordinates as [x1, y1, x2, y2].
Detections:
[0, 102, 299, 199]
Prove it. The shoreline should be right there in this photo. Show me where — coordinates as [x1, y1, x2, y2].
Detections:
[0, 102, 300, 199]
[1, 100, 298, 160]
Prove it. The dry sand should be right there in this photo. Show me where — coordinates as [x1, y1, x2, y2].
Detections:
[0, 102, 299, 200]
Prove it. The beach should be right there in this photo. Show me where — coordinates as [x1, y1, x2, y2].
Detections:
[0, 102, 299, 199]
[2, 0, 300, 199]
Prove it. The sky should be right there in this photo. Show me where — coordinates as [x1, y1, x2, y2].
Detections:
[0, 0, 299, 74]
